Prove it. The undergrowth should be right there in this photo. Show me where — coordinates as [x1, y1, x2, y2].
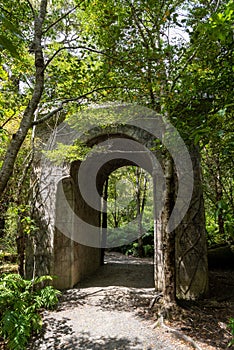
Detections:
[228, 318, 234, 347]
[0, 273, 61, 350]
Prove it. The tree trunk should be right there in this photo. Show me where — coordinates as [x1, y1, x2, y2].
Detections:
[16, 232, 25, 277]
[162, 156, 176, 305]
[0, 197, 9, 239]
[215, 166, 225, 236]
[136, 168, 144, 257]
[0, 1, 47, 199]
[135, 168, 149, 258]
[101, 178, 108, 265]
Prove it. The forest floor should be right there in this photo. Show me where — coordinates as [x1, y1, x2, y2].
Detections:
[25, 252, 234, 350]
[1, 252, 234, 349]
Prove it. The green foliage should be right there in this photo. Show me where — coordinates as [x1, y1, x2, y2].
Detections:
[107, 226, 139, 247]
[44, 141, 90, 165]
[122, 242, 153, 257]
[0, 205, 18, 254]
[125, 242, 139, 256]
[202, 119, 234, 246]
[143, 244, 154, 257]
[0, 204, 39, 254]
[107, 166, 153, 228]
[228, 318, 234, 347]
[208, 0, 234, 43]
[0, 12, 23, 59]
[112, 229, 154, 257]
[19, 205, 38, 235]
[0, 0, 233, 261]
[0, 274, 61, 350]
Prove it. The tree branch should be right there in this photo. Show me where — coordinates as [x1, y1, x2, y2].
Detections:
[128, 2, 149, 50]
[61, 85, 122, 104]
[128, 1, 156, 51]
[43, 45, 106, 71]
[0, 5, 11, 15]
[42, 1, 84, 35]
[39, 0, 47, 22]
[212, 0, 221, 13]
[170, 48, 198, 93]
[32, 85, 121, 126]
[0, 111, 16, 128]
[32, 105, 64, 126]
[26, 0, 35, 16]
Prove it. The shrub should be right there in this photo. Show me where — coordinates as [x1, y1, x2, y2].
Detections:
[0, 273, 61, 350]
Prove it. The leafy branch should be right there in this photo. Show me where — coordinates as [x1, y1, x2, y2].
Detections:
[42, 2, 84, 35]
[32, 85, 122, 126]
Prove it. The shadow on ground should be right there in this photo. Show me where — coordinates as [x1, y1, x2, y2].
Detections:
[28, 253, 234, 350]
[28, 317, 153, 350]
[57, 253, 155, 314]
[75, 252, 154, 289]
[170, 268, 234, 349]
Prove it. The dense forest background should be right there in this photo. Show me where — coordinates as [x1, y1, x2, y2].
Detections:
[0, 1, 233, 348]
[0, 0, 233, 258]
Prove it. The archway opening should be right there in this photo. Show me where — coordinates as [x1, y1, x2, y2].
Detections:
[101, 165, 154, 258]
[99, 165, 155, 288]
[53, 127, 165, 290]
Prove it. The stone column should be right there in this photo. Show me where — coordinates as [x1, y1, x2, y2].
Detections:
[53, 177, 75, 289]
[175, 145, 208, 300]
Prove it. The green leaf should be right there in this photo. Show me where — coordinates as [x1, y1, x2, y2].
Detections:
[0, 35, 20, 58]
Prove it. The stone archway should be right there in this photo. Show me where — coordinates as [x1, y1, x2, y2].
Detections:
[26, 104, 208, 299]
[52, 126, 164, 291]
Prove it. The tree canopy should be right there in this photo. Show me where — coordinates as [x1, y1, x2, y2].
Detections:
[0, 0, 233, 249]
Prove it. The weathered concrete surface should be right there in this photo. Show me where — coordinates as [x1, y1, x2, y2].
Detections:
[53, 174, 101, 289]
[175, 146, 209, 299]
[26, 108, 208, 299]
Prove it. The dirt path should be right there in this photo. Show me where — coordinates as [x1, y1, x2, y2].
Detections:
[27, 253, 196, 349]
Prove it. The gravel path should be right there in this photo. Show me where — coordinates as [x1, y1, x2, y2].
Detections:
[28, 253, 192, 350]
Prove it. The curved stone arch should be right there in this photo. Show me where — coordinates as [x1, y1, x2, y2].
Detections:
[76, 126, 163, 263]
[52, 125, 165, 290]
[76, 127, 163, 208]
[80, 123, 162, 149]
[27, 104, 208, 299]
[40, 122, 163, 289]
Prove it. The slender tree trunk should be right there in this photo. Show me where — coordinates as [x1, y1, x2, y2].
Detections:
[0, 0, 47, 198]
[215, 163, 225, 236]
[101, 178, 108, 265]
[136, 168, 146, 258]
[16, 228, 25, 277]
[0, 217, 5, 239]
[0, 195, 10, 238]
[162, 156, 176, 305]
